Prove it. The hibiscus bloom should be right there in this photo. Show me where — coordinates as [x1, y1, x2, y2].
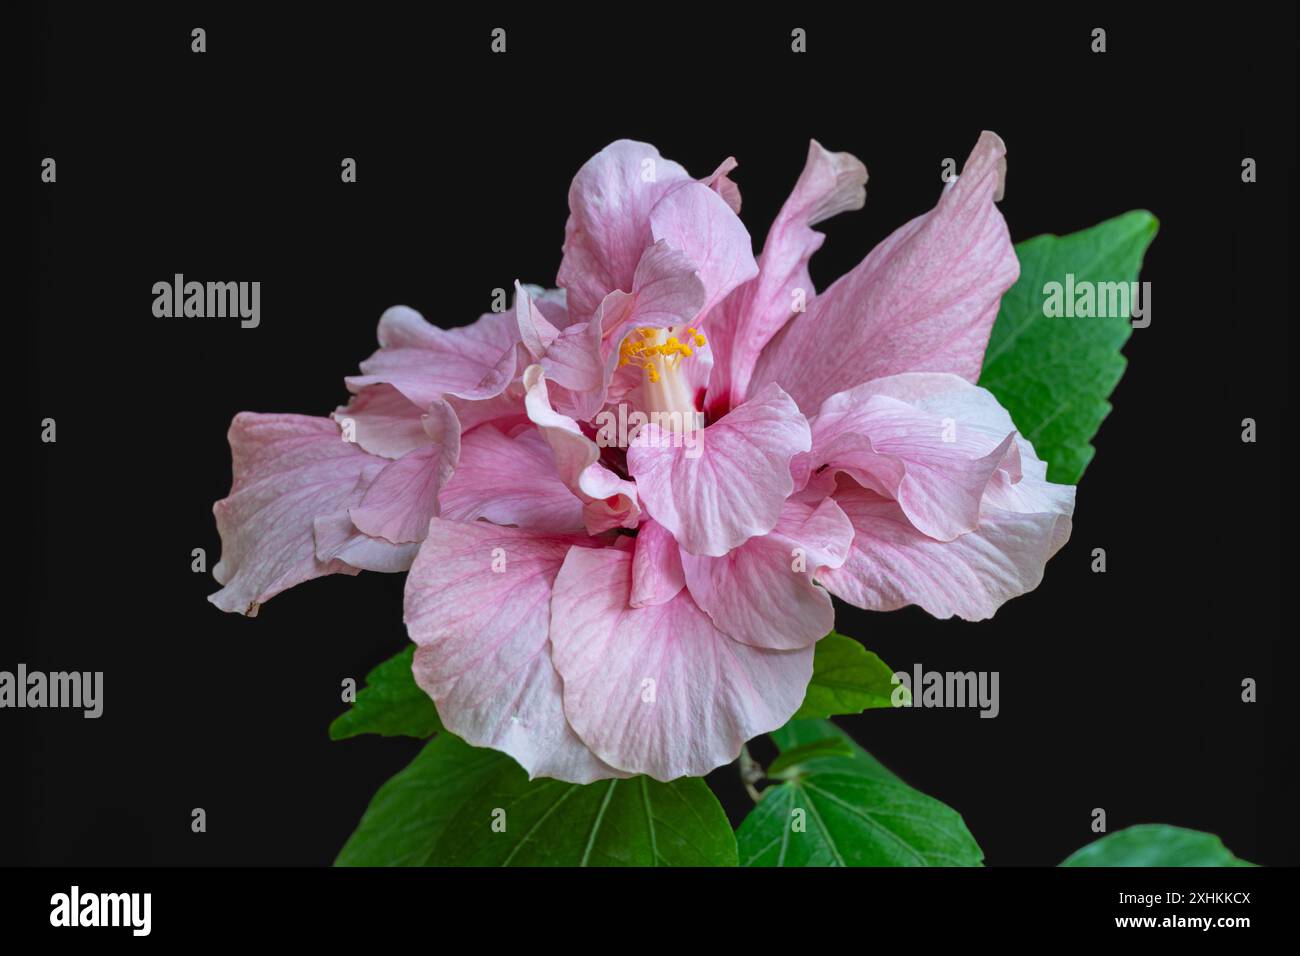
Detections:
[210, 133, 1074, 783]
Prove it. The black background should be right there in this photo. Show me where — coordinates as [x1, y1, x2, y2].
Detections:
[13, 5, 1294, 868]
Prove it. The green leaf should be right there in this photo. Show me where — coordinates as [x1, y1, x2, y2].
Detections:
[335, 734, 503, 866]
[434, 766, 738, 867]
[979, 210, 1159, 484]
[337, 734, 738, 866]
[738, 719, 982, 866]
[767, 738, 855, 778]
[794, 632, 905, 719]
[772, 718, 900, 782]
[329, 645, 442, 741]
[1060, 825, 1257, 867]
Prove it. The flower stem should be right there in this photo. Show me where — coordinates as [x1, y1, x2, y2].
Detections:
[738, 744, 765, 802]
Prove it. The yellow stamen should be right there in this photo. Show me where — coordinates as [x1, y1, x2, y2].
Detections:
[618, 325, 710, 382]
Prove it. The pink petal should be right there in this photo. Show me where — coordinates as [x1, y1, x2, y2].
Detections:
[593, 242, 708, 376]
[557, 140, 693, 322]
[549, 546, 813, 780]
[709, 140, 868, 414]
[982, 466, 1075, 557]
[539, 318, 608, 423]
[406, 520, 624, 783]
[831, 370, 1020, 424]
[346, 305, 519, 408]
[751, 131, 1018, 412]
[348, 400, 460, 544]
[332, 384, 430, 460]
[630, 519, 685, 607]
[523, 284, 573, 330]
[813, 373, 1075, 618]
[210, 414, 381, 615]
[515, 281, 561, 359]
[597, 243, 710, 407]
[649, 180, 758, 320]
[522, 365, 640, 533]
[820, 484, 1070, 621]
[445, 385, 528, 434]
[313, 509, 419, 573]
[439, 424, 584, 533]
[625, 240, 709, 333]
[594, 288, 636, 345]
[804, 381, 1020, 541]
[820, 371, 1031, 469]
[592, 243, 706, 371]
[513, 284, 587, 423]
[626, 383, 811, 556]
[680, 496, 853, 650]
[702, 156, 743, 214]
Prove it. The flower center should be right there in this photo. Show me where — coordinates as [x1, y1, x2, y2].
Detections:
[618, 326, 707, 425]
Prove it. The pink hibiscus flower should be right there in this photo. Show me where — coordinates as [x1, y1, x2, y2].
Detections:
[210, 133, 1074, 783]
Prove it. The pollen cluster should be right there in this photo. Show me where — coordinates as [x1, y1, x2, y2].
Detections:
[618, 326, 708, 383]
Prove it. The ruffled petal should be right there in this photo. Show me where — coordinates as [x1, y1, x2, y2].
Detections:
[626, 383, 810, 556]
[620, 240, 709, 336]
[680, 496, 853, 650]
[346, 305, 519, 408]
[804, 378, 1020, 541]
[516, 282, 609, 422]
[550, 546, 813, 780]
[522, 365, 640, 533]
[820, 484, 1070, 621]
[521, 284, 572, 330]
[438, 423, 584, 533]
[348, 400, 460, 544]
[210, 413, 381, 615]
[648, 180, 758, 319]
[445, 385, 528, 434]
[709, 140, 867, 414]
[332, 384, 430, 460]
[629, 518, 685, 608]
[405, 520, 624, 783]
[515, 281, 561, 359]
[702, 155, 742, 213]
[313, 510, 419, 573]
[557, 140, 693, 322]
[751, 131, 1017, 412]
